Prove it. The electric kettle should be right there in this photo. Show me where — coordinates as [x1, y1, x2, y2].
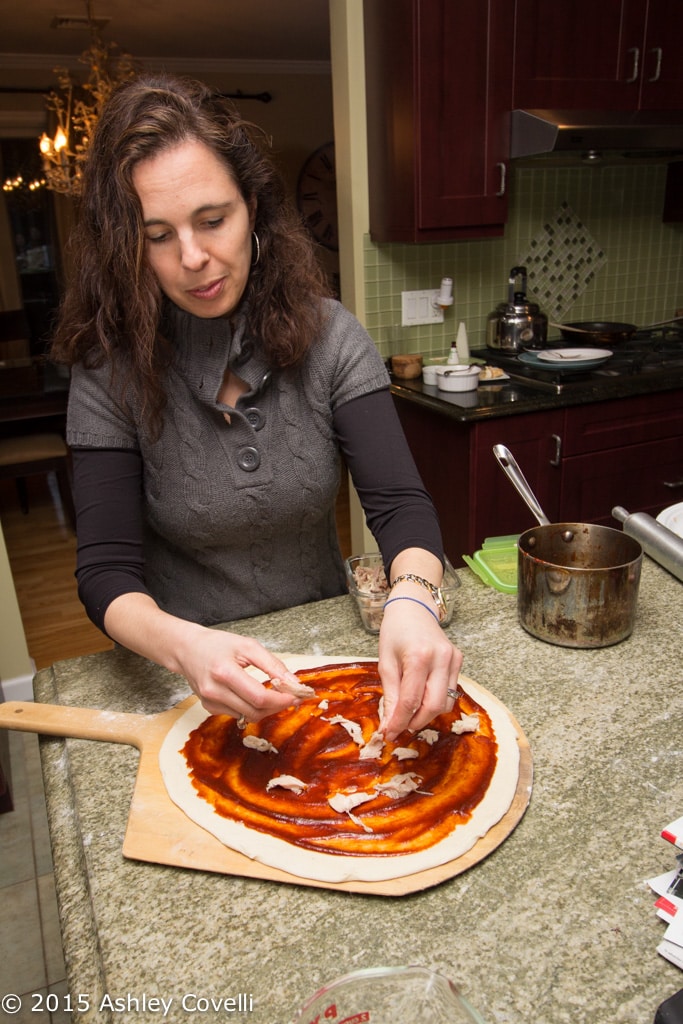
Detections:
[486, 266, 548, 352]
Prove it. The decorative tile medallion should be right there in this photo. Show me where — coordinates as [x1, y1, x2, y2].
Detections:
[518, 201, 606, 320]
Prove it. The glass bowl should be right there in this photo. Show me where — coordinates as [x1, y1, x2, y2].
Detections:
[344, 553, 460, 634]
[290, 965, 486, 1023]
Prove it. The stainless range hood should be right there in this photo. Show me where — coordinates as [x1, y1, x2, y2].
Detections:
[510, 109, 683, 159]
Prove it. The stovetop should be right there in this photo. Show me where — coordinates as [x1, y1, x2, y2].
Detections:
[472, 324, 683, 394]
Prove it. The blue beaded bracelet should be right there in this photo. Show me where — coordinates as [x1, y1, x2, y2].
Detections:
[383, 595, 440, 624]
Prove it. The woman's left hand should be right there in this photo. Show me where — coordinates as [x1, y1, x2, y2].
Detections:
[377, 598, 463, 739]
[376, 549, 463, 739]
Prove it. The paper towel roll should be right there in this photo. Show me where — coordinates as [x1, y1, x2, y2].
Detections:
[455, 322, 469, 362]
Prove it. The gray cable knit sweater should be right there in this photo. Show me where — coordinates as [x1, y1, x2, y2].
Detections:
[66, 299, 402, 625]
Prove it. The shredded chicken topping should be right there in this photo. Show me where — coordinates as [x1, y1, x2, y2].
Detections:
[270, 677, 315, 698]
[243, 735, 278, 754]
[266, 775, 308, 794]
[452, 713, 480, 734]
[393, 746, 419, 761]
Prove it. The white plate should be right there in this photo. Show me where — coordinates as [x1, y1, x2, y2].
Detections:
[478, 367, 510, 383]
[656, 502, 683, 539]
[518, 351, 613, 373]
[537, 347, 613, 363]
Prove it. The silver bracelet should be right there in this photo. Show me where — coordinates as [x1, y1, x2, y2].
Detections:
[383, 595, 440, 624]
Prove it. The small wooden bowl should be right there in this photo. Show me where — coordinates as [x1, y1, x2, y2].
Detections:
[391, 354, 423, 379]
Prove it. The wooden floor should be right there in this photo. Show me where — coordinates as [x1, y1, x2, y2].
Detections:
[1, 471, 352, 673]
[1, 475, 113, 670]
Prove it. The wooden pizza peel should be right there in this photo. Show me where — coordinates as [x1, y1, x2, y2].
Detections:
[0, 663, 532, 896]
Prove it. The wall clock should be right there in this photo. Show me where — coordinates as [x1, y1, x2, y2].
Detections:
[296, 141, 339, 251]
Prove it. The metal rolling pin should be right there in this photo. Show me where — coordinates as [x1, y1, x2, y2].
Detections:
[612, 507, 683, 583]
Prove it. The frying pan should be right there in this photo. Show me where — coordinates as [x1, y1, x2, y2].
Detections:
[551, 316, 683, 345]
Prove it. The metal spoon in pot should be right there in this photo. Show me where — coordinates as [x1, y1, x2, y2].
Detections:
[492, 444, 550, 527]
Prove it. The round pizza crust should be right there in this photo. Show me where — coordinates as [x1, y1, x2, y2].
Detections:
[158, 661, 520, 883]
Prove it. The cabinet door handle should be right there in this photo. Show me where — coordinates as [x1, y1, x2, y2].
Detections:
[495, 162, 506, 198]
[549, 434, 562, 467]
[648, 47, 663, 82]
[625, 47, 640, 83]
[663, 478, 683, 489]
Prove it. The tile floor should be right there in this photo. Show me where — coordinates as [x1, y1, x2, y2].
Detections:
[0, 730, 71, 1023]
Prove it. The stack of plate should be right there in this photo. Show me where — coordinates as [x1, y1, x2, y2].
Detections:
[657, 502, 683, 539]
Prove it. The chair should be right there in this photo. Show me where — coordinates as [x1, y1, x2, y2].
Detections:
[0, 433, 76, 530]
[0, 309, 31, 360]
[0, 730, 13, 814]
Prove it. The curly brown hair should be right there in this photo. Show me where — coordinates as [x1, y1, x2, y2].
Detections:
[51, 73, 329, 435]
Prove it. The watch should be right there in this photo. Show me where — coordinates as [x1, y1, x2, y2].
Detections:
[296, 141, 339, 251]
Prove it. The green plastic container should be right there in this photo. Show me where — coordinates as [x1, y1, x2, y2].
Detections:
[463, 535, 518, 593]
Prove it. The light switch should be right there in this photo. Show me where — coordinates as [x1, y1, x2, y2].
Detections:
[401, 290, 444, 326]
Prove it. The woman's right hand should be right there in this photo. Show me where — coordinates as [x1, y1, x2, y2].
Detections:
[103, 592, 301, 720]
[174, 624, 302, 720]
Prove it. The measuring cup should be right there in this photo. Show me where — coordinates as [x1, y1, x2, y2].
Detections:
[290, 965, 486, 1023]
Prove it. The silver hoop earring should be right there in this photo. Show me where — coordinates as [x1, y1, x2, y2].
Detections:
[251, 231, 260, 267]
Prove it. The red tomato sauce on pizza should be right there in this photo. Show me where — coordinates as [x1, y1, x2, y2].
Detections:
[182, 661, 497, 856]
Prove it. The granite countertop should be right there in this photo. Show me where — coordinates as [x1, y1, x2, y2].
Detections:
[33, 562, 683, 1024]
[390, 363, 683, 422]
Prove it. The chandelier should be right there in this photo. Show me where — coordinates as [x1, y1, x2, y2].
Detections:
[39, 2, 137, 196]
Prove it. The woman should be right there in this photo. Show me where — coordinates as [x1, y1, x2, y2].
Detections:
[52, 74, 462, 740]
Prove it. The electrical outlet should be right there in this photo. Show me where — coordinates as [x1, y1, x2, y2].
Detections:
[401, 290, 444, 326]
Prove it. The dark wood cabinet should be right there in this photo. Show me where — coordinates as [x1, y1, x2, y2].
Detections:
[637, 0, 683, 109]
[362, 0, 683, 242]
[560, 391, 683, 522]
[363, 0, 513, 242]
[393, 398, 565, 563]
[513, 0, 683, 111]
[393, 389, 683, 566]
[464, 412, 564, 543]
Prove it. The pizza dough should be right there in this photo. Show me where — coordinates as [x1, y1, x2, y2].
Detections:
[158, 657, 520, 883]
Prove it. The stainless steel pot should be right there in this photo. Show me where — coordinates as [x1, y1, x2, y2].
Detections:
[486, 266, 548, 353]
[493, 445, 643, 648]
[518, 523, 643, 648]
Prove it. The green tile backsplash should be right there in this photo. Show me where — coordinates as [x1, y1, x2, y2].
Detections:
[363, 162, 683, 359]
